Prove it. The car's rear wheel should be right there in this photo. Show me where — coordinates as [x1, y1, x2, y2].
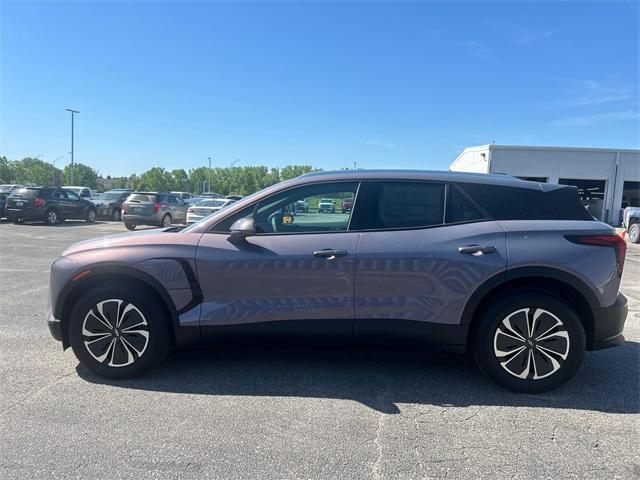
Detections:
[473, 291, 585, 393]
[68, 284, 172, 378]
[112, 209, 121, 221]
[44, 208, 58, 225]
[161, 214, 172, 227]
[629, 223, 640, 244]
[125, 222, 136, 230]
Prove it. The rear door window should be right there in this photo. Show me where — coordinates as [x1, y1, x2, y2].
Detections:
[358, 181, 445, 230]
[446, 185, 486, 223]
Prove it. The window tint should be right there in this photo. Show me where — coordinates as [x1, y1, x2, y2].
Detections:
[446, 185, 485, 223]
[360, 182, 445, 230]
[167, 195, 177, 204]
[12, 188, 40, 198]
[459, 183, 593, 221]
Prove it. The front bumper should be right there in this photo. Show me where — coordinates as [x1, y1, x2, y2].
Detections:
[46, 310, 63, 342]
[589, 293, 628, 350]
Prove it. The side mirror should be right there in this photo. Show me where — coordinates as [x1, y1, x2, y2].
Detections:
[229, 216, 255, 242]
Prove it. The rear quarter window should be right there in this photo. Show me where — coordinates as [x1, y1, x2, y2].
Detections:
[458, 183, 593, 221]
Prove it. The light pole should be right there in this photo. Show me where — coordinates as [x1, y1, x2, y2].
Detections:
[66, 108, 79, 184]
[207, 156, 212, 193]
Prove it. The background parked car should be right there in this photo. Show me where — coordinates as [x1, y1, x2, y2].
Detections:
[295, 199, 309, 213]
[318, 198, 336, 213]
[6, 186, 96, 224]
[122, 192, 188, 230]
[623, 206, 640, 243]
[92, 190, 132, 221]
[64, 186, 94, 200]
[186, 197, 236, 224]
[0, 184, 22, 219]
[341, 197, 354, 213]
[171, 191, 197, 205]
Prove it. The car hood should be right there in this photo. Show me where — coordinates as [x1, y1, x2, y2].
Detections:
[92, 200, 111, 206]
[61, 228, 201, 257]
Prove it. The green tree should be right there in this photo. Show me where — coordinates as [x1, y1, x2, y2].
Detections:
[110, 176, 129, 189]
[63, 163, 99, 188]
[0, 156, 13, 182]
[170, 169, 189, 191]
[136, 167, 174, 191]
[11, 157, 62, 186]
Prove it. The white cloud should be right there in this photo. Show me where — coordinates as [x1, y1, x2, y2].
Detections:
[562, 81, 634, 108]
[462, 41, 496, 62]
[549, 110, 640, 127]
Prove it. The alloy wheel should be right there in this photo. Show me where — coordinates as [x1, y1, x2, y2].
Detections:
[47, 210, 58, 224]
[82, 299, 150, 367]
[493, 308, 570, 380]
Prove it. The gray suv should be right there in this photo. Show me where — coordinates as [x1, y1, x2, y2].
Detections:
[46, 170, 628, 392]
[122, 192, 187, 229]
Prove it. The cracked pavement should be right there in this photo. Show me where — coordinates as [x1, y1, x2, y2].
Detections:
[1, 221, 638, 479]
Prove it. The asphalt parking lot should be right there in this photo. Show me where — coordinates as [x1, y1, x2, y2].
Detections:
[1, 220, 638, 479]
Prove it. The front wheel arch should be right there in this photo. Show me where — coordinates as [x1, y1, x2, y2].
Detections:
[58, 270, 177, 350]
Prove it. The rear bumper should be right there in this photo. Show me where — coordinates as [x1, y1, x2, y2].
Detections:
[589, 293, 628, 350]
[46, 311, 63, 342]
[123, 213, 161, 226]
[7, 207, 45, 220]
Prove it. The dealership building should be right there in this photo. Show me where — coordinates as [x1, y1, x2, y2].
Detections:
[449, 144, 640, 226]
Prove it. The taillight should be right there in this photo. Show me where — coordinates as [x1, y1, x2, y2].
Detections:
[34, 197, 45, 208]
[122, 202, 129, 213]
[187, 207, 194, 213]
[566, 234, 627, 276]
[153, 202, 161, 213]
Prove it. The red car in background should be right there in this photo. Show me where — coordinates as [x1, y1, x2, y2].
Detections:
[341, 197, 354, 213]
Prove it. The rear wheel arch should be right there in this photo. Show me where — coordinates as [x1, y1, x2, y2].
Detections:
[57, 266, 177, 349]
[463, 269, 597, 350]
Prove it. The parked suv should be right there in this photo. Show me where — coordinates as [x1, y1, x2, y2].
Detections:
[7, 186, 96, 224]
[47, 170, 627, 392]
[92, 190, 132, 221]
[122, 192, 187, 230]
[318, 198, 336, 213]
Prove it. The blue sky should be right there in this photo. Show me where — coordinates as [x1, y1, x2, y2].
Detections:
[1, 1, 639, 177]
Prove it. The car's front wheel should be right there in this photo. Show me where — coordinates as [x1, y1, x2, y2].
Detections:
[85, 208, 96, 223]
[68, 284, 172, 378]
[125, 222, 136, 230]
[629, 223, 639, 244]
[473, 291, 585, 393]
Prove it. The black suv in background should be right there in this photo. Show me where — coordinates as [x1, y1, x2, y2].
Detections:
[6, 187, 97, 224]
[92, 189, 132, 221]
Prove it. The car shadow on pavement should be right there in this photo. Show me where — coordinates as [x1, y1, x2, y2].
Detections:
[77, 340, 640, 415]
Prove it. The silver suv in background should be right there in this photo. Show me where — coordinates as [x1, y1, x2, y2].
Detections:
[122, 192, 187, 229]
[47, 170, 628, 392]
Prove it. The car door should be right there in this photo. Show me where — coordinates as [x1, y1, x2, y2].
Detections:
[64, 190, 85, 219]
[353, 181, 507, 350]
[195, 181, 362, 345]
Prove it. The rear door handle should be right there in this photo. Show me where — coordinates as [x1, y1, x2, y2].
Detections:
[458, 245, 496, 255]
[312, 249, 349, 260]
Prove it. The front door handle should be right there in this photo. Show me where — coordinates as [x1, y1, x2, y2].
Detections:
[312, 249, 349, 260]
[458, 245, 496, 256]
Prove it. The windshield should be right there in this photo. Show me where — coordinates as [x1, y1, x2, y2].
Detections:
[97, 192, 123, 200]
[196, 199, 227, 207]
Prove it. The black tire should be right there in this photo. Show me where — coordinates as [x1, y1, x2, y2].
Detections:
[68, 283, 172, 379]
[125, 222, 136, 231]
[112, 209, 121, 221]
[44, 208, 58, 225]
[161, 214, 171, 227]
[85, 208, 96, 223]
[629, 223, 640, 244]
[472, 291, 585, 393]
